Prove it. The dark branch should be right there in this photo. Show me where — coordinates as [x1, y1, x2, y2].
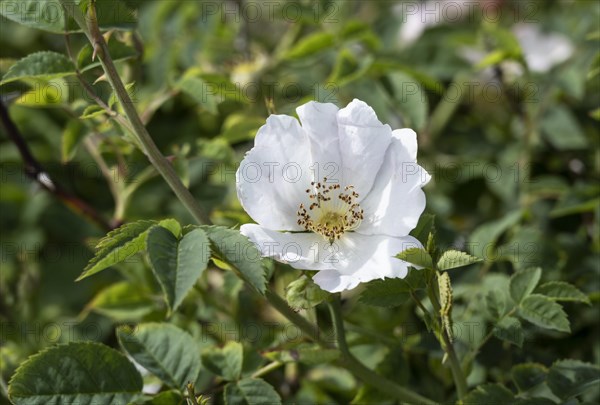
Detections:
[0, 100, 113, 232]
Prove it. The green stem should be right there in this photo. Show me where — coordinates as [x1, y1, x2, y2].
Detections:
[264, 290, 326, 346]
[70, 1, 210, 225]
[328, 296, 438, 405]
[251, 361, 284, 379]
[427, 277, 469, 399]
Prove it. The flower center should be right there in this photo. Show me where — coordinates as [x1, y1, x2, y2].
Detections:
[297, 177, 364, 243]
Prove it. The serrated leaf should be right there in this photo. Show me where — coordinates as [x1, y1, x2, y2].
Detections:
[285, 275, 329, 309]
[518, 294, 570, 333]
[146, 227, 210, 312]
[485, 290, 508, 320]
[224, 378, 282, 405]
[493, 316, 524, 347]
[536, 281, 591, 305]
[437, 250, 482, 271]
[8, 342, 142, 405]
[462, 383, 515, 404]
[547, 359, 600, 400]
[285, 32, 335, 59]
[1, 51, 75, 85]
[510, 267, 542, 304]
[78, 220, 159, 281]
[200, 226, 267, 295]
[117, 323, 201, 391]
[512, 363, 548, 392]
[396, 247, 433, 269]
[201, 341, 243, 381]
[359, 278, 412, 307]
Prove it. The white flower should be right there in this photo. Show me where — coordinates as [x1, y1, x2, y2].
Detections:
[236, 99, 430, 292]
[512, 23, 574, 73]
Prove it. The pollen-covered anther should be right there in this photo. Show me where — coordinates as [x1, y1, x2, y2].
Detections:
[297, 178, 363, 242]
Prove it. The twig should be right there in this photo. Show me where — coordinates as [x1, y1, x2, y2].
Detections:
[0, 100, 112, 231]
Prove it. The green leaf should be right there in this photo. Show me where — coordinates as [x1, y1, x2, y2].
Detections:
[510, 267, 542, 304]
[200, 226, 267, 295]
[146, 227, 210, 312]
[8, 342, 142, 405]
[512, 363, 548, 393]
[285, 275, 329, 309]
[547, 359, 600, 400]
[61, 119, 86, 162]
[78, 220, 159, 281]
[395, 247, 433, 269]
[117, 323, 201, 391]
[0, 0, 135, 33]
[485, 290, 508, 320]
[410, 213, 435, 246]
[224, 378, 282, 405]
[436, 250, 482, 271]
[1, 51, 75, 85]
[139, 390, 184, 404]
[462, 383, 515, 404]
[536, 281, 591, 305]
[359, 278, 412, 307]
[84, 281, 156, 321]
[518, 294, 570, 333]
[201, 341, 244, 381]
[0, 0, 77, 33]
[285, 32, 335, 59]
[493, 316, 523, 348]
[540, 106, 588, 150]
[468, 210, 522, 260]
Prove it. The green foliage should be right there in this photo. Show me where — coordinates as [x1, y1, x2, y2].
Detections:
[395, 247, 433, 269]
[200, 226, 268, 295]
[201, 341, 244, 381]
[518, 294, 570, 333]
[285, 275, 330, 309]
[224, 378, 282, 405]
[462, 383, 515, 404]
[77, 220, 159, 280]
[1, 51, 74, 84]
[510, 267, 542, 304]
[117, 323, 202, 391]
[146, 226, 210, 312]
[437, 250, 482, 271]
[536, 281, 591, 305]
[547, 359, 600, 400]
[8, 342, 142, 404]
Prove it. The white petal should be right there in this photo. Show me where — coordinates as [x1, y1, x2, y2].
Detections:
[241, 224, 336, 271]
[357, 129, 430, 237]
[336, 99, 392, 197]
[236, 115, 312, 231]
[312, 234, 422, 292]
